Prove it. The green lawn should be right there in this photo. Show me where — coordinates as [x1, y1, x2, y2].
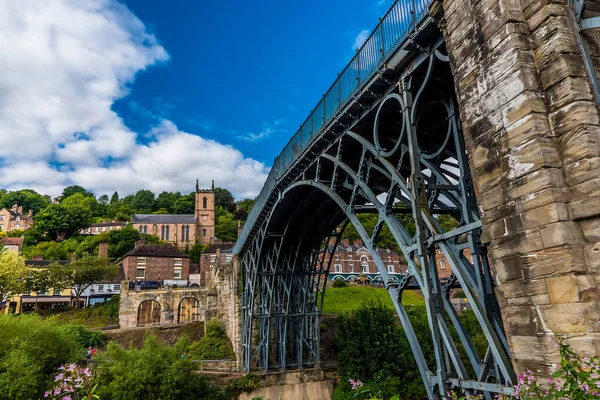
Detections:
[321, 285, 424, 315]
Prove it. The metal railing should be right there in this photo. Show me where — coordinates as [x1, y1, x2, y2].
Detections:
[235, 0, 433, 253]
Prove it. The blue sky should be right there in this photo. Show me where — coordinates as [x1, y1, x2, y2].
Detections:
[0, 0, 393, 199]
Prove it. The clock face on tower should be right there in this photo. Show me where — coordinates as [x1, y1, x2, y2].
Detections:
[202, 216, 208, 222]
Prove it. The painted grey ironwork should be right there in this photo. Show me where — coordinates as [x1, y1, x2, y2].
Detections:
[571, 0, 600, 105]
[235, 1, 516, 398]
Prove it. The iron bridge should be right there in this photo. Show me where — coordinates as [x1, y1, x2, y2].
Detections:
[233, 1, 519, 398]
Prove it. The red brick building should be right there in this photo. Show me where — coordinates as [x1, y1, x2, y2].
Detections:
[119, 243, 190, 284]
[0, 205, 34, 233]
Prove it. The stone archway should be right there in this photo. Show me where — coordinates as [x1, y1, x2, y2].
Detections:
[138, 300, 161, 326]
[178, 297, 200, 323]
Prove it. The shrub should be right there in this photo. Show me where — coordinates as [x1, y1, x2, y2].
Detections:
[66, 325, 108, 348]
[0, 314, 84, 400]
[226, 374, 260, 397]
[189, 319, 235, 360]
[96, 334, 226, 400]
[333, 279, 348, 288]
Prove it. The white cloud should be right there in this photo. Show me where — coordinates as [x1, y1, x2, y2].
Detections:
[0, 0, 269, 199]
[353, 29, 370, 50]
[238, 119, 287, 142]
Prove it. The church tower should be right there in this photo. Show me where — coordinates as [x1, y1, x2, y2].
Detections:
[195, 180, 215, 245]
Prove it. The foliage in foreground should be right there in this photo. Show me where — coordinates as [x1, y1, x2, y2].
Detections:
[322, 285, 424, 315]
[96, 334, 226, 400]
[188, 319, 235, 360]
[0, 314, 87, 400]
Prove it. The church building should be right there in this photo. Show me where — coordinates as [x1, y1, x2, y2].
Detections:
[130, 181, 215, 248]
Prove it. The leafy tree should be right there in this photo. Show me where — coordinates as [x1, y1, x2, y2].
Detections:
[96, 334, 227, 400]
[172, 193, 195, 214]
[98, 194, 110, 205]
[69, 256, 119, 307]
[24, 263, 71, 295]
[155, 191, 181, 213]
[438, 214, 459, 232]
[0, 189, 50, 214]
[215, 206, 238, 242]
[188, 319, 235, 360]
[6, 228, 25, 238]
[110, 191, 119, 204]
[214, 187, 236, 213]
[186, 242, 207, 264]
[35, 201, 92, 240]
[0, 250, 27, 308]
[131, 189, 156, 213]
[235, 198, 255, 220]
[59, 185, 94, 201]
[107, 226, 160, 259]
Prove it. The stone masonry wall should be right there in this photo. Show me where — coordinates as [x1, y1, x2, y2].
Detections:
[438, 0, 600, 376]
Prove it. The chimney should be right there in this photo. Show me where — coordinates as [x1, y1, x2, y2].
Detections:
[28, 210, 33, 217]
[211, 180, 215, 190]
[134, 240, 144, 248]
[216, 248, 221, 263]
[341, 238, 350, 246]
[33, 255, 44, 261]
[98, 243, 108, 258]
[237, 220, 242, 238]
[71, 252, 77, 263]
[353, 239, 364, 247]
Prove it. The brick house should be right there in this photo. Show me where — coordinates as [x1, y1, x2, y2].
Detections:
[130, 181, 215, 248]
[0, 205, 33, 233]
[80, 221, 125, 235]
[119, 243, 191, 285]
[328, 239, 407, 283]
[1, 236, 23, 253]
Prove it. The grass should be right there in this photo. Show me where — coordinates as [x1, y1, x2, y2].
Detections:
[40, 306, 118, 328]
[321, 285, 424, 315]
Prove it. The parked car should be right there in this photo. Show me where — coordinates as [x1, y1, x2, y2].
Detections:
[139, 281, 160, 290]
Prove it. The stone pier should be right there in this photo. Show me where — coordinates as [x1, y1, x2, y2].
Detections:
[439, 0, 600, 376]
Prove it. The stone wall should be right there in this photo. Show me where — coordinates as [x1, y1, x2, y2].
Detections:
[118, 286, 218, 328]
[439, 0, 600, 376]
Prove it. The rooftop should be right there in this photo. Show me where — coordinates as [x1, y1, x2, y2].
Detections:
[1, 237, 23, 246]
[203, 243, 235, 254]
[131, 214, 195, 224]
[121, 243, 190, 259]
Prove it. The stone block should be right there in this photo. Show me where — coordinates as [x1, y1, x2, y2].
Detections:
[580, 218, 600, 241]
[546, 274, 578, 303]
[539, 221, 585, 249]
[540, 53, 588, 91]
[521, 202, 569, 229]
[526, 3, 568, 32]
[494, 254, 525, 282]
[490, 228, 545, 259]
[575, 274, 600, 302]
[500, 304, 539, 336]
[571, 178, 600, 199]
[549, 101, 600, 137]
[565, 157, 600, 186]
[487, 214, 525, 240]
[570, 196, 600, 221]
[505, 112, 554, 149]
[547, 77, 595, 114]
[521, 245, 588, 280]
[585, 241, 600, 271]
[515, 187, 571, 214]
[559, 124, 600, 165]
[541, 301, 600, 333]
[502, 278, 551, 300]
[508, 168, 566, 200]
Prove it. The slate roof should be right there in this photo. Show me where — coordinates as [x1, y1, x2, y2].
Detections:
[1, 237, 23, 246]
[121, 244, 189, 259]
[131, 214, 195, 224]
[25, 260, 70, 267]
[202, 243, 235, 254]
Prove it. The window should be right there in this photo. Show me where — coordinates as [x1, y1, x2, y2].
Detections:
[165, 225, 170, 240]
[388, 265, 395, 273]
[440, 260, 446, 269]
[334, 255, 339, 261]
[98, 285, 104, 291]
[181, 225, 185, 241]
[136, 268, 145, 278]
[174, 268, 182, 279]
[174, 258, 182, 266]
[203, 197, 207, 209]
[226, 255, 232, 262]
[361, 264, 369, 273]
[203, 228, 207, 237]
[114, 284, 121, 291]
[137, 257, 146, 266]
[210, 255, 216, 262]
[102, 227, 106, 232]
[161, 225, 165, 240]
[139, 226, 143, 233]
[387, 257, 392, 262]
[14, 224, 19, 229]
[95, 227, 99, 232]
[15, 217, 20, 222]
[186, 225, 190, 241]
[348, 254, 352, 259]
[334, 264, 342, 273]
[0, 216, 4, 221]
[349, 264, 354, 273]
[360, 255, 368, 262]
[53, 288, 62, 296]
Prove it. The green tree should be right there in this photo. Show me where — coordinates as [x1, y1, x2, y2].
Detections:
[107, 226, 160, 259]
[110, 191, 119, 204]
[214, 187, 236, 213]
[215, 206, 238, 242]
[98, 194, 110, 205]
[0, 189, 50, 214]
[131, 189, 156, 213]
[0, 250, 28, 310]
[35, 200, 92, 240]
[235, 198, 255, 220]
[189, 319, 235, 360]
[59, 185, 94, 201]
[438, 214, 459, 232]
[69, 256, 119, 306]
[172, 193, 195, 214]
[155, 191, 181, 213]
[186, 242, 207, 264]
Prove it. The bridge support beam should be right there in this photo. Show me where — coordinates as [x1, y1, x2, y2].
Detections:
[439, 0, 600, 376]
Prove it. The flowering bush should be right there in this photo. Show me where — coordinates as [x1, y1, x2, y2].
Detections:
[448, 335, 600, 399]
[43, 363, 99, 400]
